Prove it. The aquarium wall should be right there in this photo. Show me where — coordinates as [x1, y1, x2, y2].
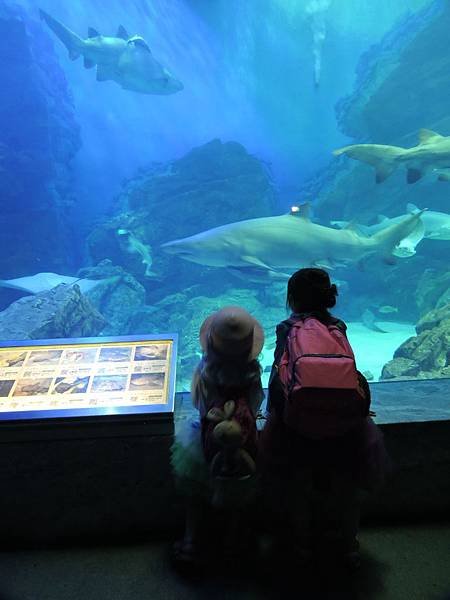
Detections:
[1, 0, 450, 391]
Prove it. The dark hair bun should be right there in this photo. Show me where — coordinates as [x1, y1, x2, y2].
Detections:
[323, 283, 338, 308]
[287, 268, 338, 312]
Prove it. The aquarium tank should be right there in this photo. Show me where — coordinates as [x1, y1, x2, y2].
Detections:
[1, 0, 450, 392]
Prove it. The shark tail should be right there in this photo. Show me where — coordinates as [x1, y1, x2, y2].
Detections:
[371, 210, 425, 263]
[39, 9, 84, 60]
[333, 143, 405, 183]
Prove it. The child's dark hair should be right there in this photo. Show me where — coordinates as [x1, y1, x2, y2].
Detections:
[287, 268, 338, 313]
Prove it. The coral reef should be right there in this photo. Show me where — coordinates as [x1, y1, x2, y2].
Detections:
[0, 1, 81, 276]
[381, 304, 450, 380]
[0, 284, 106, 341]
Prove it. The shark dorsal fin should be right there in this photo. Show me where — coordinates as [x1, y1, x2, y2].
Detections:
[418, 128, 444, 144]
[117, 25, 129, 40]
[377, 214, 388, 223]
[290, 203, 310, 220]
[406, 203, 420, 214]
[88, 27, 100, 38]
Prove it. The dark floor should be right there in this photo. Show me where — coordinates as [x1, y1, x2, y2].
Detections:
[0, 524, 448, 600]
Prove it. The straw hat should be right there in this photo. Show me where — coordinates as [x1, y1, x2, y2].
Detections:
[199, 306, 264, 361]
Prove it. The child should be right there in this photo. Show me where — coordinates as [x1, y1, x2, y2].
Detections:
[171, 306, 264, 569]
[261, 268, 388, 568]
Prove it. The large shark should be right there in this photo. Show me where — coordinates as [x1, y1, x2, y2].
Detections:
[161, 205, 425, 271]
[0, 273, 105, 295]
[333, 129, 450, 184]
[39, 9, 183, 95]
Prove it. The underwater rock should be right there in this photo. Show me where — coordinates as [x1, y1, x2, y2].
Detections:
[336, 1, 450, 143]
[381, 303, 450, 380]
[415, 269, 450, 316]
[87, 139, 277, 293]
[0, 2, 81, 276]
[0, 284, 106, 341]
[77, 260, 146, 336]
[380, 357, 421, 381]
[306, 1, 450, 226]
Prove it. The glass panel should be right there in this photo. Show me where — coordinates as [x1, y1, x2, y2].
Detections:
[1, 1, 449, 419]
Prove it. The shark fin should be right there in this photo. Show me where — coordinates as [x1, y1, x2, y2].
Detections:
[407, 168, 423, 184]
[290, 203, 311, 220]
[375, 163, 396, 183]
[418, 128, 444, 144]
[241, 255, 272, 270]
[406, 203, 420, 214]
[88, 27, 100, 38]
[84, 57, 95, 69]
[117, 25, 129, 40]
[377, 214, 388, 223]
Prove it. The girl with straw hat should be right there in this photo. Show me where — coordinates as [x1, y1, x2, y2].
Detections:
[171, 306, 264, 570]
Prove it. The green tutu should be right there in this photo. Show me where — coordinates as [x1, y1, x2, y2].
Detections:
[171, 417, 258, 507]
[171, 418, 210, 499]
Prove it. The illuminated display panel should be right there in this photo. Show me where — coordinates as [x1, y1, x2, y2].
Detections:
[0, 335, 177, 421]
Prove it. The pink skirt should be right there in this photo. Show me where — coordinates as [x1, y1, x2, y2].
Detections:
[259, 413, 390, 492]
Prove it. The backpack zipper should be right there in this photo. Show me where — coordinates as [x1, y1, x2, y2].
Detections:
[300, 353, 354, 359]
[288, 354, 356, 395]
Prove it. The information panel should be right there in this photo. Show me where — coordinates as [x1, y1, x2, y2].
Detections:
[0, 334, 177, 421]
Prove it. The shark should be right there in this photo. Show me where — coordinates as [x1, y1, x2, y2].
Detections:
[332, 203, 450, 256]
[0, 273, 105, 295]
[161, 205, 425, 272]
[39, 9, 183, 95]
[333, 129, 450, 184]
[361, 309, 387, 334]
[117, 229, 158, 277]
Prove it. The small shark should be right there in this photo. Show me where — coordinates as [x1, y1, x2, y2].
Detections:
[161, 205, 425, 271]
[39, 9, 183, 95]
[333, 129, 450, 184]
[361, 309, 387, 334]
[117, 229, 158, 277]
[332, 203, 450, 254]
[0, 273, 103, 295]
[405, 203, 450, 240]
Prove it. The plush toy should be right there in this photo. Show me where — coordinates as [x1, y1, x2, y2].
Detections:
[205, 400, 257, 509]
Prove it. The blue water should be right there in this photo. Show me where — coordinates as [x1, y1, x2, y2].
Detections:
[1, 0, 449, 393]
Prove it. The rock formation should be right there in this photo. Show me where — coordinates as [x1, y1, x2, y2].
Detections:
[381, 304, 450, 380]
[0, 284, 106, 341]
[0, 2, 81, 276]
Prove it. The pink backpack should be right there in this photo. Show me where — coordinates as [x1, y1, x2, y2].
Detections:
[278, 317, 369, 439]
